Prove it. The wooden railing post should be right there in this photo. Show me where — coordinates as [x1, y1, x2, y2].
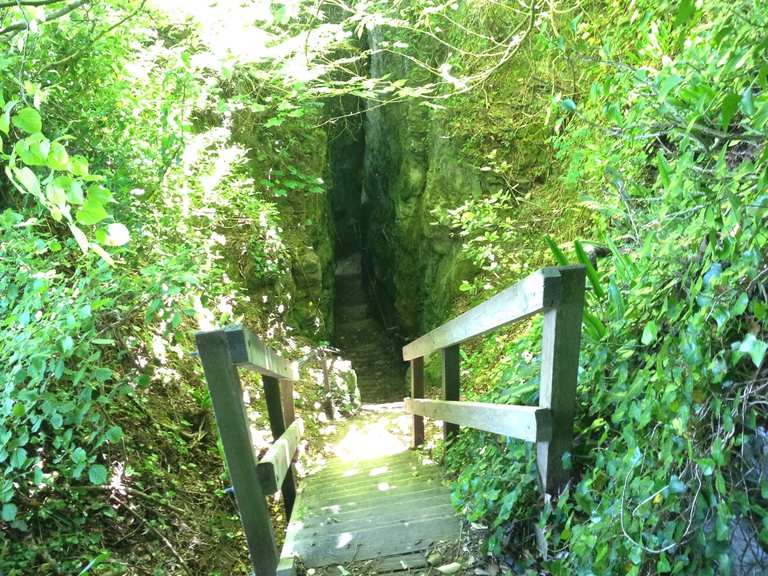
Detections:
[321, 354, 334, 420]
[263, 375, 298, 517]
[281, 379, 296, 425]
[195, 330, 278, 576]
[442, 345, 460, 443]
[411, 357, 425, 447]
[536, 266, 586, 495]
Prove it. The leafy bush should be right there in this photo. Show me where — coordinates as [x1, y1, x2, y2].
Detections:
[446, 0, 768, 573]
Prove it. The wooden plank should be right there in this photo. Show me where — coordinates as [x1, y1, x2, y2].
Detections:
[258, 420, 304, 494]
[222, 325, 299, 380]
[405, 398, 552, 443]
[442, 345, 460, 442]
[293, 502, 456, 536]
[411, 357, 425, 447]
[310, 449, 427, 479]
[263, 375, 298, 516]
[536, 265, 586, 495]
[402, 268, 562, 361]
[307, 465, 442, 492]
[299, 475, 447, 507]
[286, 515, 459, 566]
[195, 330, 278, 576]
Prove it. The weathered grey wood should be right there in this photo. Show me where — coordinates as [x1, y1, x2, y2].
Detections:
[224, 326, 299, 380]
[321, 356, 334, 420]
[263, 375, 298, 516]
[195, 330, 278, 576]
[410, 356, 425, 447]
[442, 345, 460, 442]
[258, 420, 304, 494]
[281, 450, 459, 570]
[300, 474, 446, 507]
[287, 515, 458, 566]
[536, 265, 586, 495]
[405, 398, 552, 443]
[281, 379, 296, 425]
[402, 268, 562, 361]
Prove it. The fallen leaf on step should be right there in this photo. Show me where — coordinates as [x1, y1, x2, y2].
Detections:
[436, 562, 463, 574]
[427, 552, 443, 565]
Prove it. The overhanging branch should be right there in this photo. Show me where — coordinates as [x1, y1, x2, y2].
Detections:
[0, 0, 89, 35]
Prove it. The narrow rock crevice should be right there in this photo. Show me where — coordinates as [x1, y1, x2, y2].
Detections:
[333, 253, 406, 403]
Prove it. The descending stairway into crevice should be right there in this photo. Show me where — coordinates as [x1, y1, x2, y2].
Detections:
[334, 253, 407, 403]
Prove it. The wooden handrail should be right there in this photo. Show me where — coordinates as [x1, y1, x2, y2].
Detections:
[258, 419, 304, 494]
[223, 325, 299, 379]
[195, 326, 301, 576]
[405, 398, 551, 442]
[402, 265, 586, 495]
[402, 267, 562, 361]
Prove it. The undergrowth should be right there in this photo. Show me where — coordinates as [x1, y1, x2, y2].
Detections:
[446, 0, 768, 573]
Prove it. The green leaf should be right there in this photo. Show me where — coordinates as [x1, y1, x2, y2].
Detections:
[544, 235, 569, 265]
[61, 335, 75, 353]
[13, 166, 41, 197]
[105, 426, 123, 443]
[741, 87, 755, 115]
[658, 75, 682, 99]
[72, 447, 87, 464]
[77, 551, 112, 576]
[583, 310, 607, 339]
[46, 179, 67, 207]
[47, 142, 69, 171]
[15, 135, 49, 166]
[70, 155, 89, 177]
[674, 0, 695, 26]
[669, 475, 686, 494]
[560, 98, 576, 112]
[12, 107, 41, 134]
[1, 503, 17, 522]
[87, 185, 113, 204]
[721, 92, 741, 130]
[738, 334, 767, 368]
[10, 447, 27, 469]
[732, 292, 749, 316]
[93, 368, 113, 382]
[76, 198, 109, 225]
[0, 108, 9, 135]
[656, 150, 670, 188]
[88, 464, 108, 485]
[641, 321, 658, 345]
[574, 240, 605, 298]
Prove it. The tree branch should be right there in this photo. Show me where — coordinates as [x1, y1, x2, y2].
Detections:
[41, 0, 147, 73]
[0, 0, 66, 7]
[0, 0, 88, 35]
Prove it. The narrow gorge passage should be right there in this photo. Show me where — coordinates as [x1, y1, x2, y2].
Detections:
[333, 253, 407, 403]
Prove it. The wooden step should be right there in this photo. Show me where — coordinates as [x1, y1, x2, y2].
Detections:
[281, 450, 460, 571]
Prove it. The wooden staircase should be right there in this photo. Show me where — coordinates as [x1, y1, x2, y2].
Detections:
[334, 253, 406, 403]
[195, 265, 586, 576]
[281, 416, 459, 572]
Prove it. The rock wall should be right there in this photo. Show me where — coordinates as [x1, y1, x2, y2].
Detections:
[230, 109, 336, 340]
[362, 30, 480, 338]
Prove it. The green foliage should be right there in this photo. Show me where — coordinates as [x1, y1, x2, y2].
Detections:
[0, 1, 338, 573]
[446, 0, 768, 572]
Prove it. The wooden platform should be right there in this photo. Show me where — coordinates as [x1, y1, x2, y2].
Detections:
[280, 450, 460, 573]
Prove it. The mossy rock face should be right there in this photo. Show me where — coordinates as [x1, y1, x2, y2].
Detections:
[226, 103, 336, 340]
[363, 74, 483, 336]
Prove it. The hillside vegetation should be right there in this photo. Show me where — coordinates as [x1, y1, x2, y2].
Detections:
[0, 0, 766, 575]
